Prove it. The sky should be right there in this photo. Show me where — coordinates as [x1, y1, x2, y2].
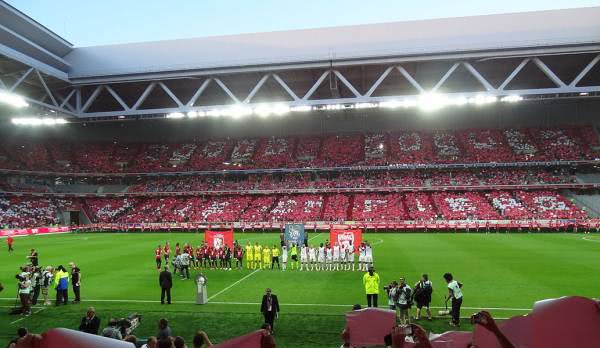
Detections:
[6, 0, 600, 47]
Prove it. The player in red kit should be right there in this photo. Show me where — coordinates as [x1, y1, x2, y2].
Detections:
[6, 235, 14, 252]
[163, 243, 171, 263]
[155, 245, 162, 270]
[175, 243, 181, 257]
[195, 246, 202, 270]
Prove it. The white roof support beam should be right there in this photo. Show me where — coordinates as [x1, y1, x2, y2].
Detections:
[570, 54, 600, 87]
[432, 63, 460, 92]
[499, 58, 530, 91]
[214, 78, 240, 104]
[333, 70, 362, 97]
[532, 57, 566, 87]
[59, 89, 76, 109]
[9, 67, 34, 91]
[187, 79, 212, 107]
[35, 69, 58, 106]
[462, 62, 495, 91]
[131, 82, 156, 110]
[243, 74, 270, 103]
[272, 73, 300, 101]
[302, 70, 330, 100]
[396, 66, 425, 93]
[80, 85, 103, 112]
[105, 85, 130, 110]
[365, 66, 393, 97]
[158, 82, 184, 107]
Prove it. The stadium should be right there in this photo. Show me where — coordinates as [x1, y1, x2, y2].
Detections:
[1, 1, 600, 347]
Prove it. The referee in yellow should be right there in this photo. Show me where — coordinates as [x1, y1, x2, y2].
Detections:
[245, 242, 254, 269]
[271, 244, 280, 269]
[363, 266, 380, 307]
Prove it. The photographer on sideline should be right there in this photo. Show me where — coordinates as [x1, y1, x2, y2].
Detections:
[413, 274, 433, 321]
[101, 318, 123, 340]
[443, 272, 463, 327]
[396, 278, 412, 325]
[41, 266, 53, 306]
[30, 267, 42, 306]
[385, 281, 398, 310]
[17, 270, 32, 316]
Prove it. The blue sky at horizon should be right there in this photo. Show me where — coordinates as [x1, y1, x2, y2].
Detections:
[6, 0, 600, 47]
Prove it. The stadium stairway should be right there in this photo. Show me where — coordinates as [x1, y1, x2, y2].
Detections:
[564, 190, 600, 217]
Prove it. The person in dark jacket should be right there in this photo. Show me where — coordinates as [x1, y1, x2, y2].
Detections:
[260, 288, 280, 333]
[79, 307, 101, 334]
[159, 266, 173, 304]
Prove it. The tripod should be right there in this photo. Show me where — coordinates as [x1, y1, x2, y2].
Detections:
[9, 284, 21, 315]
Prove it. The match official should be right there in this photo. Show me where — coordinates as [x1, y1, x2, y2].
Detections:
[159, 266, 172, 304]
[363, 266, 380, 307]
[260, 288, 280, 333]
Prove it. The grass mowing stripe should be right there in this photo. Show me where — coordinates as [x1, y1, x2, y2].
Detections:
[10, 308, 46, 325]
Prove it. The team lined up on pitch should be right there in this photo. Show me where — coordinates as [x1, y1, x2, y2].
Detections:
[154, 240, 375, 274]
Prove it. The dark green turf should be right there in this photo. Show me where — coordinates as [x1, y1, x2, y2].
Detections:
[1, 232, 599, 347]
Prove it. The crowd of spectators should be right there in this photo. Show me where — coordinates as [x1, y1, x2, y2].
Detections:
[0, 126, 597, 173]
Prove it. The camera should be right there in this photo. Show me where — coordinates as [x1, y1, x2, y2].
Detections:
[117, 313, 142, 337]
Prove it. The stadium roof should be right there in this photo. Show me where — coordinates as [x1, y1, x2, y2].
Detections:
[1, 4, 599, 83]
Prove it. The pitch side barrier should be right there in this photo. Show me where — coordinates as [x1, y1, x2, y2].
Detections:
[1, 183, 599, 198]
[73, 219, 600, 233]
[0, 159, 597, 178]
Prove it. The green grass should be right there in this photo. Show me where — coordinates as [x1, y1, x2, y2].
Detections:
[0, 231, 599, 347]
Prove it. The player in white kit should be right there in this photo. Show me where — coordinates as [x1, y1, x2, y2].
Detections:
[318, 243, 326, 271]
[308, 245, 317, 271]
[365, 243, 373, 269]
[300, 245, 309, 271]
[359, 243, 367, 271]
[332, 243, 341, 271]
[281, 245, 288, 271]
[325, 245, 333, 271]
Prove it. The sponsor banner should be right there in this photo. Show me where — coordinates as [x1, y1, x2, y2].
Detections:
[205, 229, 234, 249]
[330, 228, 362, 252]
[0, 226, 71, 237]
[284, 224, 305, 246]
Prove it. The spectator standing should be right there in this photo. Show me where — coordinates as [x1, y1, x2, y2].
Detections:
[159, 266, 172, 304]
[53, 265, 69, 306]
[443, 272, 463, 327]
[157, 318, 172, 339]
[141, 336, 158, 348]
[260, 288, 280, 333]
[79, 307, 101, 334]
[363, 266, 380, 307]
[70, 262, 81, 303]
[271, 244, 280, 269]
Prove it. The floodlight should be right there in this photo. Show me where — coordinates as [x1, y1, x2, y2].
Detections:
[272, 105, 290, 116]
[0, 91, 28, 108]
[206, 109, 221, 117]
[379, 100, 403, 109]
[254, 105, 273, 117]
[227, 105, 252, 119]
[418, 93, 449, 112]
[355, 103, 378, 109]
[500, 95, 523, 103]
[290, 105, 312, 112]
[166, 112, 184, 119]
[469, 95, 497, 105]
[187, 111, 198, 118]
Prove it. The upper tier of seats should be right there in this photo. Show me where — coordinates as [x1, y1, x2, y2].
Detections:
[1, 126, 598, 173]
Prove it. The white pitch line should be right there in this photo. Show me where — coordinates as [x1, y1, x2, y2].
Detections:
[0, 297, 531, 311]
[207, 269, 261, 301]
[10, 307, 46, 325]
[581, 236, 600, 243]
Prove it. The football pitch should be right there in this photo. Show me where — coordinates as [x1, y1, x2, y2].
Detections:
[1, 232, 599, 347]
